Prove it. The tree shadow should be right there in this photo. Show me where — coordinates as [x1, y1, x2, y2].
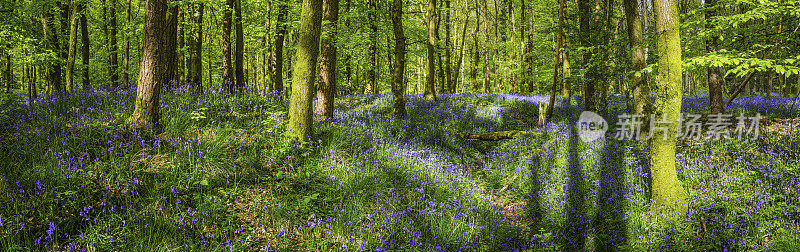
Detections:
[561, 114, 589, 251]
[593, 139, 628, 250]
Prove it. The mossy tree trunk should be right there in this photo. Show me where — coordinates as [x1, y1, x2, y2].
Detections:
[390, 0, 407, 118]
[652, 0, 688, 219]
[80, 3, 90, 90]
[365, 0, 377, 94]
[624, 0, 651, 138]
[424, 0, 437, 100]
[316, 0, 339, 119]
[110, 0, 119, 87]
[288, 0, 323, 140]
[66, 3, 81, 93]
[187, 2, 204, 95]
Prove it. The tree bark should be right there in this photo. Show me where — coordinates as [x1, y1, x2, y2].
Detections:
[390, 0, 407, 118]
[543, 0, 566, 127]
[81, 2, 91, 90]
[124, 0, 132, 86]
[706, 0, 723, 114]
[316, 0, 339, 119]
[624, 0, 651, 133]
[110, 0, 119, 86]
[131, 0, 175, 130]
[579, 0, 595, 111]
[177, 12, 186, 86]
[222, 0, 234, 92]
[652, 0, 688, 218]
[66, 4, 81, 93]
[234, 0, 245, 90]
[424, 0, 437, 100]
[444, 0, 452, 94]
[288, 0, 323, 140]
[41, 8, 63, 94]
[188, 2, 204, 94]
[365, 0, 377, 94]
[272, 0, 288, 94]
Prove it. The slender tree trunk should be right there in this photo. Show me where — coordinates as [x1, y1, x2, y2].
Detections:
[272, 0, 288, 94]
[391, 0, 407, 117]
[435, 0, 445, 94]
[222, 0, 234, 92]
[41, 8, 63, 94]
[66, 4, 81, 93]
[706, 0, 723, 113]
[543, 0, 566, 126]
[164, 5, 180, 88]
[131, 0, 175, 130]
[110, 0, 119, 86]
[625, 0, 651, 134]
[188, 2, 204, 94]
[471, 6, 480, 92]
[81, 3, 90, 90]
[177, 12, 186, 86]
[124, 0, 131, 86]
[444, 0, 452, 94]
[651, 0, 688, 218]
[424, 0, 437, 100]
[316, 0, 339, 118]
[453, 14, 468, 93]
[579, 0, 595, 111]
[288, 0, 323, 140]
[234, 0, 245, 90]
[481, 0, 491, 93]
[365, 0, 377, 94]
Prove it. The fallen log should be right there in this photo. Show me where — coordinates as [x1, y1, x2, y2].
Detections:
[460, 130, 541, 141]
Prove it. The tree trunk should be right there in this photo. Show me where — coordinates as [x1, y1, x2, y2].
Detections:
[177, 13, 186, 86]
[579, 0, 595, 111]
[624, 0, 651, 138]
[424, 0, 437, 100]
[234, 0, 245, 90]
[651, 0, 688, 218]
[188, 2, 204, 94]
[110, 0, 119, 86]
[706, 0, 723, 114]
[390, 0, 407, 117]
[81, 3, 90, 90]
[543, 0, 566, 126]
[131, 0, 175, 130]
[272, 1, 288, 94]
[41, 8, 63, 94]
[481, 0, 491, 94]
[316, 0, 339, 119]
[453, 14, 468, 93]
[124, 0, 132, 86]
[66, 4, 81, 93]
[444, 0, 452, 94]
[288, 0, 323, 140]
[222, 0, 234, 92]
[525, 1, 535, 93]
[365, 0, 377, 94]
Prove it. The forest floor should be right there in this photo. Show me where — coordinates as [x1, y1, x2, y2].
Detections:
[0, 87, 799, 251]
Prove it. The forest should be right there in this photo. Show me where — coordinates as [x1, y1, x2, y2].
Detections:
[0, 0, 799, 250]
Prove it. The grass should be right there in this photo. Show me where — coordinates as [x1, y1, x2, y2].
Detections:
[0, 87, 798, 251]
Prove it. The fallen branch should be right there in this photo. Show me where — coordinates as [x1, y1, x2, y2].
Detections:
[460, 130, 541, 141]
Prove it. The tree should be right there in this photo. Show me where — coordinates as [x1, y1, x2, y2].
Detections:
[390, 0, 406, 117]
[706, 0, 723, 114]
[272, 0, 288, 94]
[41, 5, 63, 94]
[222, 0, 234, 92]
[624, 0, 651, 137]
[66, 3, 81, 92]
[81, 0, 90, 90]
[542, 0, 567, 126]
[365, 0, 377, 94]
[424, 0, 437, 100]
[187, 1, 204, 94]
[234, 0, 245, 90]
[287, 0, 323, 140]
[578, 0, 594, 111]
[110, 0, 119, 86]
[124, 0, 132, 86]
[130, 0, 177, 129]
[316, 0, 339, 119]
[651, 0, 688, 218]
